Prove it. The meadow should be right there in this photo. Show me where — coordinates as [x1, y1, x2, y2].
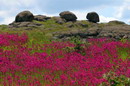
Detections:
[0, 32, 130, 86]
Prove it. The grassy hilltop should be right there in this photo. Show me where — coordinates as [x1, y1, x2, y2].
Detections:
[0, 18, 129, 43]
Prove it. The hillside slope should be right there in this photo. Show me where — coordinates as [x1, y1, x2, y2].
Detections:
[0, 19, 130, 42]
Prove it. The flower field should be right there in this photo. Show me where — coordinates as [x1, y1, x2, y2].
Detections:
[0, 33, 130, 86]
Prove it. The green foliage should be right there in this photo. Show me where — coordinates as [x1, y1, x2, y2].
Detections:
[0, 24, 8, 30]
[27, 31, 50, 44]
[103, 72, 130, 86]
[63, 46, 75, 53]
[120, 38, 128, 43]
[117, 48, 130, 60]
[69, 36, 87, 55]
[69, 36, 82, 45]
[116, 38, 130, 60]
[25, 31, 52, 54]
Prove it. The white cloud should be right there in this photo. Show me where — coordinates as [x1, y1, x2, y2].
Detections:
[125, 0, 130, 2]
[71, 11, 86, 20]
[0, 0, 41, 24]
[127, 19, 130, 24]
[0, 0, 129, 24]
[72, 10, 118, 23]
[0, 10, 14, 24]
[0, 11, 7, 16]
[115, 3, 127, 19]
[0, 9, 119, 24]
[1, 0, 37, 7]
[0, 11, 15, 24]
[0, 17, 14, 25]
[115, 0, 130, 19]
[99, 15, 118, 23]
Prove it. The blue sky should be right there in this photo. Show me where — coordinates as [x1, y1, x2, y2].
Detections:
[0, 0, 130, 24]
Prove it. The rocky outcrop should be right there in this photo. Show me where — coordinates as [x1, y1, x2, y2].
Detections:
[8, 22, 42, 28]
[52, 16, 66, 24]
[86, 12, 99, 23]
[54, 25, 130, 41]
[34, 15, 51, 21]
[15, 11, 34, 22]
[98, 25, 130, 39]
[7, 10, 130, 41]
[59, 11, 77, 22]
[108, 20, 125, 25]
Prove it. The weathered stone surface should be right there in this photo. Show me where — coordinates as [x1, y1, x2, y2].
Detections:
[15, 11, 34, 22]
[8, 22, 42, 28]
[56, 28, 100, 38]
[18, 22, 30, 27]
[86, 28, 101, 36]
[98, 25, 130, 40]
[108, 20, 125, 25]
[86, 12, 99, 23]
[54, 25, 130, 41]
[59, 11, 77, 21]
[52, 16, 65, 24]
[34, 15, 51, 21]
[74, 21, 88, 28]
[65, 22, 75, 28]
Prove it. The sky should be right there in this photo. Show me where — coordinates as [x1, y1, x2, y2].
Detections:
[0, 0, 130, 24]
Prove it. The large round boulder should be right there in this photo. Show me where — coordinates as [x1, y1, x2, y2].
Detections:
[15, 11, 34, 22]
[86, 12, 99, 23]
[59, 11, 77, 22]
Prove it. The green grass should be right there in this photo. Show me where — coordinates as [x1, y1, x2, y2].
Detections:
[118, 48, 130, 60]
[0, 25, 8, 30]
